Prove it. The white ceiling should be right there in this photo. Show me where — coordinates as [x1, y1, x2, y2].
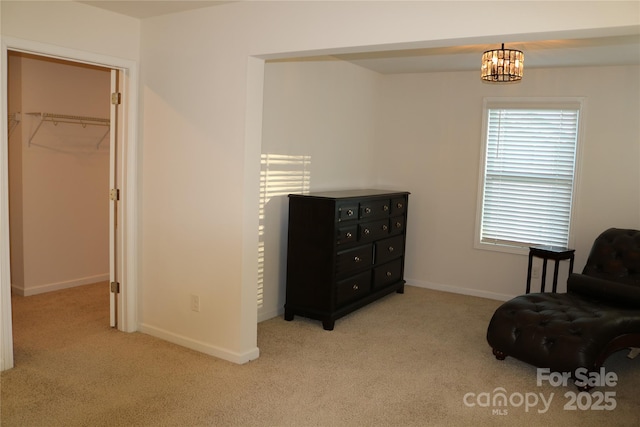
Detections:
[333, 35, 640, 74]
[79, 1, 640, 74]
[78, 1, 231, 19]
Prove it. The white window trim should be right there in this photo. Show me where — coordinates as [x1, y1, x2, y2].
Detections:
[474, 97, 586, 256]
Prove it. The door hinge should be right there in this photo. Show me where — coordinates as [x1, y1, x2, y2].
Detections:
[111, 92, 122, 105]
[109, 189, 120, 201]
[110, 281, 120, 294]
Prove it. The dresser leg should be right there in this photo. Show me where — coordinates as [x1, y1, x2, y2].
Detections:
[397, 283, 405, 294]
[284, 309, 294, 321]
[322, 319, 335, 331]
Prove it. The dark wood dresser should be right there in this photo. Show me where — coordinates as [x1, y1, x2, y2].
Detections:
[284, 189, 409, 330]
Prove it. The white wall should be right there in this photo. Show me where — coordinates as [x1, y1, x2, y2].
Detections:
[9, 53, 111, 296]
[259, 58, 382, 320]
[139, 1, 638, 362]
[376, 65, 640, 299]
[259, 62, 640, 318]
[1, 1, 140, 61]
[3, 0, 638, 366]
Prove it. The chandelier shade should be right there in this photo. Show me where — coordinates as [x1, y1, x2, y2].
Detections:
[481, 43, 524, 82]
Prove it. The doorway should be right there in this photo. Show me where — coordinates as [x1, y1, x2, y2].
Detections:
[7, 51, 111, 299]
[1, 38, 138, 371]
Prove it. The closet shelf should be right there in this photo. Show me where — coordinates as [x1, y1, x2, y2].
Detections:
[25, 112, 110, 149]
[8, 112, 21, 137]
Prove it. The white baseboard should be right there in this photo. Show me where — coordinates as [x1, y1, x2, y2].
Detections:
[258, 307, 283, 323]
[255, 281, 515, 324]
[12, 274, 110, 297]
[405, 278, 516, 302]
[138, 323, 260, 365]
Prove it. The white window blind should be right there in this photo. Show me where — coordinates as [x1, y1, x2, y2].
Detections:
[480, 106, 580, 248]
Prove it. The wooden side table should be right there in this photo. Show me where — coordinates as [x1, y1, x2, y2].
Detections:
[526, 245, 575, 293]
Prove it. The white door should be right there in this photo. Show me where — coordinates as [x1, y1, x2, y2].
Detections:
[109, 69, 119, 328]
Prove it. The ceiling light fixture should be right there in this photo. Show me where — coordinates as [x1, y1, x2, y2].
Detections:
[481, 43, 524, 82]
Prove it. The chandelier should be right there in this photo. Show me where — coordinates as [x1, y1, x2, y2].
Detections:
[481, 43, 524, 82]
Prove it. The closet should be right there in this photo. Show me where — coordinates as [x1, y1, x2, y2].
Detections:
[8, 52, 111, 296]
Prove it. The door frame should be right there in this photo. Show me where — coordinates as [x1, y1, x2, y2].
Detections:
[0, 37, 139, 371]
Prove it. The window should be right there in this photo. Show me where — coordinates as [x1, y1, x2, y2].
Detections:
[476, 98, 583, 252]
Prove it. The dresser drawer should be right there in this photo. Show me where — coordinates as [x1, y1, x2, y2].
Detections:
[337, 202, 359, 222]
[373, 258, 403, 289]
[391, 197, 407, 215]
[390, 215, 406, 235]
[359, 199, 391, 220]
[336, 271, 371, 306]
[375, 234, 404, 265]
[359, 219, 390, 242]
[336, 245, 372, 275]
[336, 224, 357, 245]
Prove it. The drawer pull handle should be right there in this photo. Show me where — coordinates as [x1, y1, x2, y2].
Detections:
[382, 224, 388, 231]
[397, 202, 403, 209]
[364, 207, 371, 214]
[383, 205, 389, 211]
[354, 256, 361, 262]
[388, 246, 394, 252]
[386, 271, 392, 277]
[347, 209, 354, 216]
[396, 222, 402, 228]
[352, 284, 359, 291]
[346, 232, 352, 238]
[363, 228, 370, 235]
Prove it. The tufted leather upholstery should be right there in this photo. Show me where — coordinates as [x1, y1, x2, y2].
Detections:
[581, 228, 640, 285]
[487, 228, 640, 374]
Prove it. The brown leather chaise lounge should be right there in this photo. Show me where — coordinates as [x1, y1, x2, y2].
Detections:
[486, 228, 640, 385]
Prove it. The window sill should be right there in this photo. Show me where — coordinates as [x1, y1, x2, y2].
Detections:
[474, 240, 530, 256]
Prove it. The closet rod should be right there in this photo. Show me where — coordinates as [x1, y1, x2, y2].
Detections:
[26, 112, 110, 147]
[26, 112, 109, 125]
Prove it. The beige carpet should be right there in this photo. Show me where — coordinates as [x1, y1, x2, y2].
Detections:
[1, 282, 638, 426]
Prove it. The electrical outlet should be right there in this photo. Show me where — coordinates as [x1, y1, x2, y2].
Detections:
[532, 266, 541, 279]
[190, 295, 200, 312]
